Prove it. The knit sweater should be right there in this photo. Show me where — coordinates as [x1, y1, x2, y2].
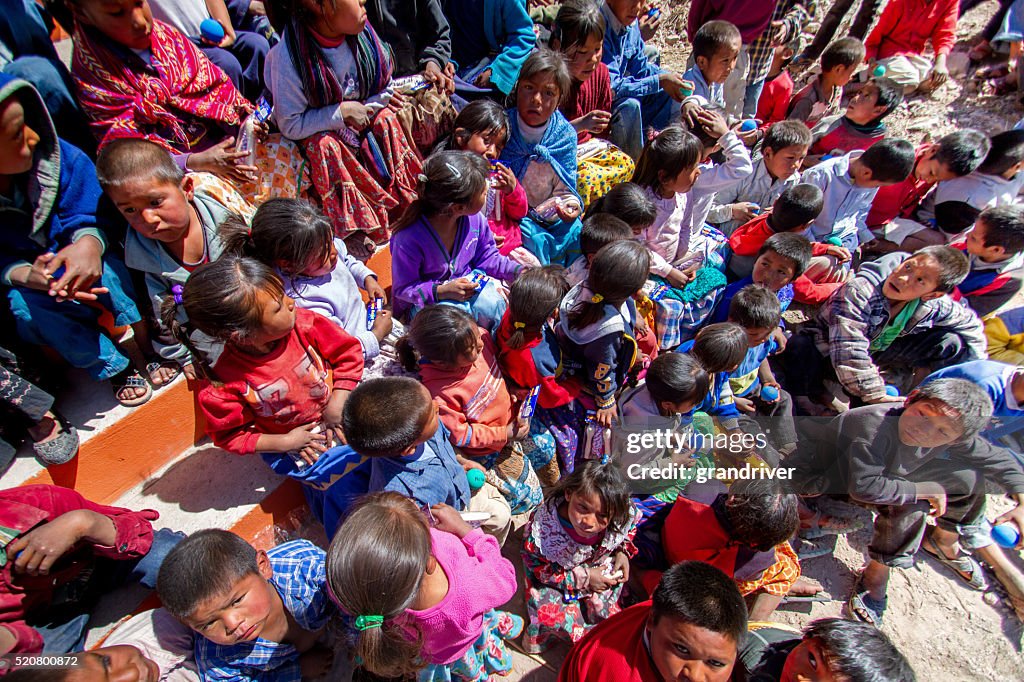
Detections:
[198, 309, 364, 454]
[420, 328, 514, 458]
[562, 62, 613, 145]
[282, 238, 381, 359]
[407, 528, 518, 664]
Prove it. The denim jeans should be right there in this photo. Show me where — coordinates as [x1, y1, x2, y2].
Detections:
[8, 254, 142, 381]
[37, 528, 185, 653]
[610, 90, 679, 160]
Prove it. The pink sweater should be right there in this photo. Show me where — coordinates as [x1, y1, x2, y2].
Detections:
[407, 528, 517, 664]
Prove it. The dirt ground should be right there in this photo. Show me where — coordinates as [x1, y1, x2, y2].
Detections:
[503, 3, 1024, 681]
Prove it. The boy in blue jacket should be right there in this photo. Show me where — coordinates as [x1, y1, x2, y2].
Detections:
[0, 75, 153, 407]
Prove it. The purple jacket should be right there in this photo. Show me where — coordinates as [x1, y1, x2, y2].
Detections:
[390, 211, 521, 318]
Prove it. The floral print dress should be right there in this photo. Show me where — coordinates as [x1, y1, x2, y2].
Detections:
[520, 497, 640, 653]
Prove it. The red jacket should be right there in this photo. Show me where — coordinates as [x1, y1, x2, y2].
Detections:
[756, 70, 794, 129]
[729, 213, 843, 305]
[865, 0, 958, 60]
[198, 308, 364, 454]
[421, 328, 514, 458]
[0, 485, 157, 653]
[867, 146, 934, 229]
[495, 312, 581, 409]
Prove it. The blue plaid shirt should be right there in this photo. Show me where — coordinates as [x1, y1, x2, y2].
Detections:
[195, 540, 332, 682]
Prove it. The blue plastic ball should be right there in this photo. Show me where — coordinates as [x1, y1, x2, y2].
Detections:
[200, 18, 225, 44]
[466, 468, 486, 490]
[884, 385, 900, 397]
[760, 385, 779, 402]
[993, 523, 1020, 548]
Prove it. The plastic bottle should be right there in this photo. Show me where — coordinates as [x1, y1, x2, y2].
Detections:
[992, 522, 1020, 548]
[466, 468, 486, 491]
[200, 18, 225, 44]
[760, 385, 779, 402]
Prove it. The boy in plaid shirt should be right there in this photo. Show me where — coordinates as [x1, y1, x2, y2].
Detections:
[158, 530, 335, 682]
[784, 247, 986, 415]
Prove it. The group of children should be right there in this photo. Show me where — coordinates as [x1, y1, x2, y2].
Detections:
[2, 0, 1024, 680]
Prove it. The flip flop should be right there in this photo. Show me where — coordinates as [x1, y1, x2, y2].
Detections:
[846, 576, 886, 627]
[145, 360, 181, 388]
[921, 534, 987, 590]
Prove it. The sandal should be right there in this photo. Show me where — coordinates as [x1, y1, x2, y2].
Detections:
[846, 577, 887, 626]
[800, 510, 864, 539]
[920, 533, 987, 590]
[782, 576, 833, 604]
[145, 359, 181, 388]
[110, 368, 153, 407]
[30, 411, 79, 466]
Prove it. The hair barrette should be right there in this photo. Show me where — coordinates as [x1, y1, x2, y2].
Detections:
[590, 293, 604, 303]
[354, 615, 384, 631]
[171, 284, 184, 304]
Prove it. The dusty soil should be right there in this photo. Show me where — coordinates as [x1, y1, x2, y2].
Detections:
[504, 3, 1024, 680]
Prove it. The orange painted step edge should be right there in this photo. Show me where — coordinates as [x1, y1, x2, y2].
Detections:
[362, 246, 392, 302]
[229, 479, 308, 549]
[24, 380, 206, 505]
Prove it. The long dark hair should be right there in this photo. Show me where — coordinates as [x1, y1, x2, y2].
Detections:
[326, 492, 431, 677]
[631, 126, 703, 193]
[569, 241, 649, 330]
[547, 460, 633, 534]
[160, 257, 287, 378]
[505, 266, 569, 349]
[222, 199, 334, 277]
[396, 305, 480, 371]
[392, 151, 490, 232]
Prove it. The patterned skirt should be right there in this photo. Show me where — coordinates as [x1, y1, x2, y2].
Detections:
[303, 108, 422, 245]
[418, 610, 524, 682]
[524, 579, 624, 653]
[576, 143, 635, 209]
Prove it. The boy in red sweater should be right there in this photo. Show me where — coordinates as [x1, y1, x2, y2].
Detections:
[864, 129, 992, 251]
[806, 77, 904, 164]
[864, 0, 958, 94]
